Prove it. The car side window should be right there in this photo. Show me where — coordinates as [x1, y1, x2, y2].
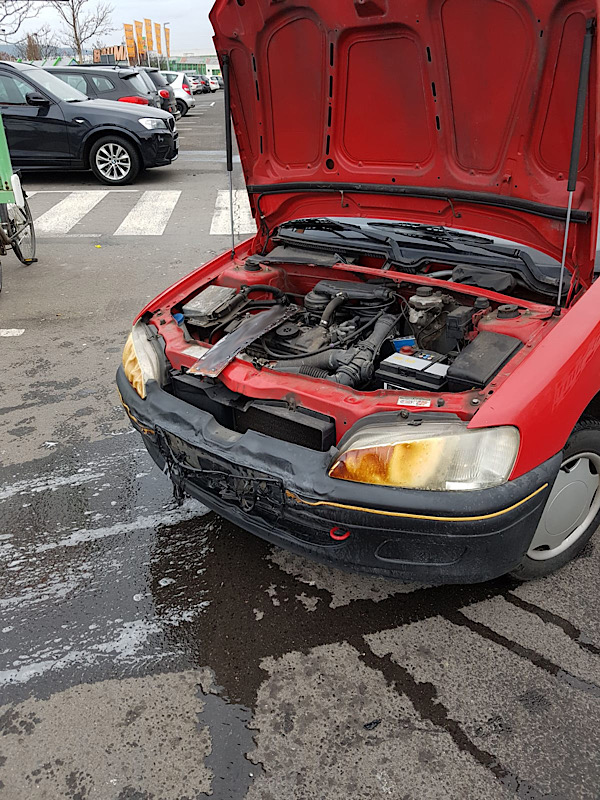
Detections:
[164, 73, 176, 84]
[91, 75, 115, 93]
[57, 73, 87, 94]
[0, 74, 36, 105]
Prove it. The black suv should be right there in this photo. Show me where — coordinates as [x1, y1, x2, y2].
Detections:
[0, 61, 178, 185]
[47, 65, 160, 109]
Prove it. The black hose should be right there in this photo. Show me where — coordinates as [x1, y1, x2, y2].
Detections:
[243, 284, 285, 299]
[320, 293, 347, 328]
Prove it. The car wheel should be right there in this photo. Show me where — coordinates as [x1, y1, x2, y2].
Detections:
[510, 419, 600, 581]
[90, 136, 140, 186]
[176, 99, 188, 117]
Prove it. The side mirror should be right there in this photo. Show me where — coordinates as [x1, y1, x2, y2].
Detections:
[26, 92, 50, 107]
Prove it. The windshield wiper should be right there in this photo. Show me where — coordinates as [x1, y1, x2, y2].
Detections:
[367, 221, 494, 247]
[279, 218, 404, 264]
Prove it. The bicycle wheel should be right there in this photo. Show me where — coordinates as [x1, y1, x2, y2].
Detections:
[0, 199, 36, 265]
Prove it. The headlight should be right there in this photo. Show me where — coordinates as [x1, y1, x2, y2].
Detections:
[138, 117, 167, 130]
[122, 322, 162, 399]
[329, 420, 519, 491]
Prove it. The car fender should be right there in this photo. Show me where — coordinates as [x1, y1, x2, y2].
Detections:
[470, 277, 600, 478]
[78, 124, 144, 162]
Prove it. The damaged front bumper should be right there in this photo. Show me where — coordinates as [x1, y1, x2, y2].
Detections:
[117, 366, 561, 584]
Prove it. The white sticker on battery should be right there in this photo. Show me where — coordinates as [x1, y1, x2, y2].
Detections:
[396, 397, 432, 408]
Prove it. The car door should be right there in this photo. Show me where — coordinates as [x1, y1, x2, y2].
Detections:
[0, 71, 71, 167]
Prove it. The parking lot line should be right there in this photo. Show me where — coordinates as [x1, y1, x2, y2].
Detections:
[34, 191, 109, 234]
[114, 190, 182, 236]
[210, 189, 256, 235]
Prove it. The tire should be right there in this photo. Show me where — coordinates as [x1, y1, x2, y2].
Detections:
[89, 135, 140, 186]
[0, 199, 36, 265]
[510, 418, 600, 581]
[176, 99, 188, 117]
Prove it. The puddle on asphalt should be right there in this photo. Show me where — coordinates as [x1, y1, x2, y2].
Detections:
[0, 434, 510, 711]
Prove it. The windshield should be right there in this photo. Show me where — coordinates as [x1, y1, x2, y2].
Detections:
[26, 67, 87, 102]
[136, 71, 156, 93]
[124, 73, 150, 96]
[146, 70, 167, 87]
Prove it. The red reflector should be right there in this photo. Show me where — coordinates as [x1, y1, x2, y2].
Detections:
[118, 96, 149, 105]
[159, 89, 169, 98]
[330, 527, 351, 541]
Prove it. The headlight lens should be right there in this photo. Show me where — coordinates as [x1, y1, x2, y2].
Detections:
[122, 322, 162, 399]
[329, 421, 519, 491]
[138, 117, 167, 130]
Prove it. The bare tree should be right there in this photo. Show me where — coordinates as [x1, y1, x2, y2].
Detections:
[0, 1, 43, 42]
[16, 26, 59, 60]
[50, 0, 114, 63]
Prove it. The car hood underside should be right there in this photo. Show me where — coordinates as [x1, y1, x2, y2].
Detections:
[210, 0, 599, 284]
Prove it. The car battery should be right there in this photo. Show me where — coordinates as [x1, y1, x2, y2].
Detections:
[375, 350, 449, 391]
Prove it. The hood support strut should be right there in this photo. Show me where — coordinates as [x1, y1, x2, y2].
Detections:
[222, 52, 236, 260]
[557, 17, 596, 310]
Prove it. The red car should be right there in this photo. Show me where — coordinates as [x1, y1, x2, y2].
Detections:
[118, 0, 600, 583]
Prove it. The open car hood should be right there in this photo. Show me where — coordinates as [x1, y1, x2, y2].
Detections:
[211, 0, 599, 287]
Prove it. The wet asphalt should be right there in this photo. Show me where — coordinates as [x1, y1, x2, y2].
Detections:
[1, 93, 599, 799]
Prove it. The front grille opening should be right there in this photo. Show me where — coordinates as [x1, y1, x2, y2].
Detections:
[171, 372, 336, 452]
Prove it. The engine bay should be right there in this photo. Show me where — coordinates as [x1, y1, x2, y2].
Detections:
[169, 246, 551, 396]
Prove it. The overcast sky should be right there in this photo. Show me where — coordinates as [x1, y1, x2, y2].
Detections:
[22, 0, 217, 53]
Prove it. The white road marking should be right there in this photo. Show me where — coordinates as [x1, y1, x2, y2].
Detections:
[0, 328, 24, 337]
[40, 233, 100, 239]
[29, 189, 138, 193]
[210, 189, 257, 235]
[0, 470, 105, 502]
[34, 190, 108, 234]
[114, 190, 182, 236]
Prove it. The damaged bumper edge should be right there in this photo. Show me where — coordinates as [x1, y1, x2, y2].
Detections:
[116, 367, 561, 583]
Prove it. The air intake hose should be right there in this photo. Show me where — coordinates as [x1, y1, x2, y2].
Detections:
[275, 314, 398, 388]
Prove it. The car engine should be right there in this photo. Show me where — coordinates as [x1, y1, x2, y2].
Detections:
[179, 274, 523, 393]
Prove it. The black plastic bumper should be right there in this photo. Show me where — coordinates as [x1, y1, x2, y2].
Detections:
[138, 131, 178, 167]
[117, 368, 561, 584]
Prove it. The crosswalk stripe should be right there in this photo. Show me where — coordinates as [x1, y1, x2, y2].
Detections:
[114, 190, 182, 236]
[34, 190, 108, 234]
[210, 189, 256, 235]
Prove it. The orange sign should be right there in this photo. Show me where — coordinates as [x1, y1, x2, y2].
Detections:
[164, 25, 171, 58]
[144, 18, 153, 52]
[155, 22, 162, 55]
[94, 45, 127, 63]
[123, 24, 136, 61]
[134, 20, 146, 54]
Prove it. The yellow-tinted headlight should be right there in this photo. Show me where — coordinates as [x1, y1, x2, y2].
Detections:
[329, 421, 519, 491]
[122, 323, 162, 399]
[122, 333, 145, 398]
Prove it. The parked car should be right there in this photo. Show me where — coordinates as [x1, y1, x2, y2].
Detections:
[138, 66, 178, 117]
[207, 75, 220, 92]
[185, 73, 202, 94]
[48, 65, 160, 108]
[161, 71, 196, 116]
[216, 75, 224, 89]
[0, 61, 178, 185]
[119, 0, 600, 585]
[198, 75, 212, 94]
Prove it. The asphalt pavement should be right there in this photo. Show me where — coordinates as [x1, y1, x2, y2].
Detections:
[0, 91, 599, 800]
